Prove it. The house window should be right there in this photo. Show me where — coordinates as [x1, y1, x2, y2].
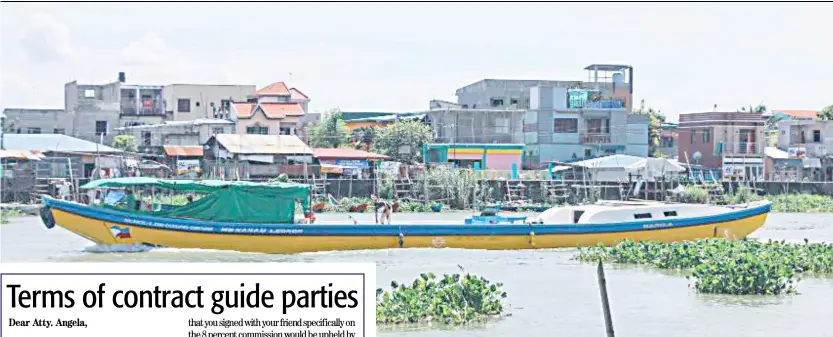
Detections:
[142, 132, 152, 146]
[510, 98, 519, 105]
[53, 128, 64, 134]
[554, 118, 578, 133]
[690, 129, 697, 144]
[177, 99, 191, 112]
[212, 127, 224, 135]
[27, 127, 41, 134]
[246, 125, 269, 135]
[703, 129, 712, 143]
[490, 98, 504, 107]
[586, 119, 610, 134]
[84, 89, 96, 98]
[813, 130, 821, 143]
[95, 121, 108, 136]
[279, 127, 292, 135]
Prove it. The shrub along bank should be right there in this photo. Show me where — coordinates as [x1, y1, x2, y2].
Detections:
[574, 238, 833, 295]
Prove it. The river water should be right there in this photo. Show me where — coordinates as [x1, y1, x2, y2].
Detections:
[2, 212, 833, 337]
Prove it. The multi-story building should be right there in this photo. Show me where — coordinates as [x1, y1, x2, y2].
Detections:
[451, 64, 647, 168]
[114, 119, 235, 154]
[163, 84, 256, 121]
[1, 108, 71, 135]
[774, 119, 833, 181]
[230, 82, 309, 136]
[678, 112, 766, 180]
[425, 108, 524, 144]
[63, 72, 166, 144]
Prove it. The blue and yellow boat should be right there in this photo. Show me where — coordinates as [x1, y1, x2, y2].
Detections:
[39, 177, 772, 254]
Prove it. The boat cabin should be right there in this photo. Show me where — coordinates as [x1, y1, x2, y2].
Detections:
[532, 200, 734, 225]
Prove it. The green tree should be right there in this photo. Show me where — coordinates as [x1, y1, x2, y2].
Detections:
[308, 108, 350, 148]
[632, 100, 666, 157]
[374, 120, 433, 163]
[738, 104, 767, 113]
[351, 126, 378, 151]
[819, 104, 833, 120]
[112, 135, 138, 153]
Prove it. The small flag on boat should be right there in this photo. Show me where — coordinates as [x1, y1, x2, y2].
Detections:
[327, 193, 339, 207]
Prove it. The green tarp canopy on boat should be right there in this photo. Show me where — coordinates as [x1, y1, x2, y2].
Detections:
[80, 177, 311, 224]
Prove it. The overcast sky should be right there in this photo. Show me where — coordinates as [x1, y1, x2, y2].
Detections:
[1, 2, 831, 121]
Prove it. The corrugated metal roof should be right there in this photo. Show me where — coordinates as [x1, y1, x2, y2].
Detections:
[313, 148, 390, 160]
[1, 134, 122, 153]
[214, 134, 313, 155]
[163, 145, 204, 157]
[765, 147, 790, 159]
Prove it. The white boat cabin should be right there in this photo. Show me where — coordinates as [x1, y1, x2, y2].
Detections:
[532, 200, 743, 225]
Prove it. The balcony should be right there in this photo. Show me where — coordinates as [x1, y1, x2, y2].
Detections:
[728, 142, 762, 154]
[121, 99, 165, 116]
[580, 133, 611, 144]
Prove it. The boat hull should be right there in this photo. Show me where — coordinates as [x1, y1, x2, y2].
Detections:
[42, 197, 771, 254]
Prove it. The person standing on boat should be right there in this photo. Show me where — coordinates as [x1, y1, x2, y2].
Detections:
[371, 195, 392, 224]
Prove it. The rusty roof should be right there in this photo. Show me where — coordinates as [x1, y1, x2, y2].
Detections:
[0, 149, 45, 161]
[253, 82, 290, 96]
[313, 148, 390, 160]
[214, 134, 313, 155]
[163, 145, 204, 157]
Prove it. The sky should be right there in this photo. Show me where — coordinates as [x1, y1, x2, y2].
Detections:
[1, 2, 831, 122]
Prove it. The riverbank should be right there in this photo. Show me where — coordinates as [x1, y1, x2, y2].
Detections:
[307, 192, 833, 214]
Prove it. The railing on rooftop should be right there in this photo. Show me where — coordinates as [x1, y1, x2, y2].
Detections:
[580, 133, 612, 144]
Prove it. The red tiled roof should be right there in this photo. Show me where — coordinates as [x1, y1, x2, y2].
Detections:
[773, 110, 819, 120]
[232, 102, 256, 118]
[313, 148, 390, 160]
[163, 145, 204, 157]
[261, 103, 304, 118]
[233, 102, 304, 119]
[253, 82, 290, 96]
[290, 88, 308, 100]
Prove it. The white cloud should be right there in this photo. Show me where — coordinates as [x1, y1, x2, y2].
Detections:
[119, 33, 171, 66]
[17, 13, 78, 64]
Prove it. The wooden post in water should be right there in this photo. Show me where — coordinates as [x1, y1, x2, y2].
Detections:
[597, 260, 615, 337]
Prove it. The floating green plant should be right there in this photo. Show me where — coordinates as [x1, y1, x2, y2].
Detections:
[376, 271, 507, 325]
[574, 238, 833, 295]
[1, 208, 25, 224]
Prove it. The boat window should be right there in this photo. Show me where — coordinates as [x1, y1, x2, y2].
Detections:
[664, 211, 678, 217]
[573, 210, 585, 224]
[634, 213, 652, 219]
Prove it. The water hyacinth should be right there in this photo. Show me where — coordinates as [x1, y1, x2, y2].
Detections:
[574, 238, 833, 295]
[376, 272, 507, 325]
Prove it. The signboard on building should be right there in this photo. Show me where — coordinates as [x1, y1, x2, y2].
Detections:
[335, 159, 370, 168]
[176, 159, 201, 178]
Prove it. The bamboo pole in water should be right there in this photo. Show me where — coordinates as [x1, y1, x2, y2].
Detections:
[597, 260, 615, 337]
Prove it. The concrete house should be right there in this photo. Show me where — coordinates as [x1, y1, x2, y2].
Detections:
[677, 112, 766, 180]
[230, 82, 309, 137]
[451, 64, 648, 168]
[163, 84, 256, 121]
[775, 119, 833, 181]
